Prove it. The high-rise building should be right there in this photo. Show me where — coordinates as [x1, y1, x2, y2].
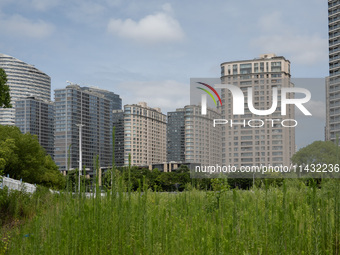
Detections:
[112, 109, 125, 167]
[0, 53, 51, 125]
[123, 102, 166, 166]
[167, 109, 185, 162]
[326, 0, 340, 142]
[220, 54, 295, 167]
[182, 105, 222, 165]
[82, 86, 122, 110]
[167, 106, 222, 165]
[54, 84, 117, 173]
[15, 96, 54, 158]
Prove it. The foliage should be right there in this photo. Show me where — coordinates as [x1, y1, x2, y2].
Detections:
[3, 179, 340, 254]
[292, 140, 338, 165]
[0, 186, 53, 228]
[0, 68, 11, 108]
[0, 125, 65, 189]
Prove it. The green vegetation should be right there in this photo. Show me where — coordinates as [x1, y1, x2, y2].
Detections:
[0, 68, 11, 108]
[1, 178, 339, 254]
[292, 140, 338, 165]
[0, 125, 64, 189]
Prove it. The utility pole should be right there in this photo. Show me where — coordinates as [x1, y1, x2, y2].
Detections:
[76, 124, 84, 192]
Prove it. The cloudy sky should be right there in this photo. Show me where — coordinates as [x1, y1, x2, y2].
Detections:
[0, 0, 328, 148]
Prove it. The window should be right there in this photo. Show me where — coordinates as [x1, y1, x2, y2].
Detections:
[271, 62, 282, 72]
[240, 63, 252, 74]
[233, 64, 238, 74]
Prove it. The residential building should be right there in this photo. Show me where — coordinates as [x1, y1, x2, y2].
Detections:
[112, 109, 125, 167]
[54, 84, 117, 173]
[182, 105, 222, 165]
[15, 96, 54, 158]
[220, 54, 295, 167]
[167, 106, 222, 166]
[327, 0, 340, 142]
[0, 53, 50, 125]
[82, 86, 122, 110]
[123, 102, 166, 166]
[167, 109, 185, 162]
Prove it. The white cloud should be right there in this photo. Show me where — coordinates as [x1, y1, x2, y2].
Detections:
[0, 14, 54, 39]
[107, 4, 185, 44]
[251, 12, 328, 65]
[117, 80, 189, 112]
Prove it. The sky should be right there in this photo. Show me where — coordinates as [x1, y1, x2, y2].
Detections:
[0, 0, 329, 148]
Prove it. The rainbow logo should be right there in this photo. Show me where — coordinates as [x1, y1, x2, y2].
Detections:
[196, 82, 222, 107]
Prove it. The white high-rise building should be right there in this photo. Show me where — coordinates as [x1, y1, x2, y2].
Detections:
[123, 102, 167, 166]
[220, 54, 295, 167]
[326, 0, 340, 142]
[0, 53, 51, 125]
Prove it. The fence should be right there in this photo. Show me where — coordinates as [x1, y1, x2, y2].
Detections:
[0, 176, 37, 193]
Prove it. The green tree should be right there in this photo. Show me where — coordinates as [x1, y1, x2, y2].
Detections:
[292, 140, 338, 165]
[0, 68, 11, 108]
[0, 125, 65, 189]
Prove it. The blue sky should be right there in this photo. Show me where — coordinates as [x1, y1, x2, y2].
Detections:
[0, 0, 328, 147]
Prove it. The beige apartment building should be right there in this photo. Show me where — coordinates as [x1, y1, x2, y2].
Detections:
[182, 105, 222, 166]
[326, 0, 340, 142]
[123, 102, 166, 166]
[220, 54, 295, 167]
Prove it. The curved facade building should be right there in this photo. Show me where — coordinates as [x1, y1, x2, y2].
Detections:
[0, 53, 51, 125]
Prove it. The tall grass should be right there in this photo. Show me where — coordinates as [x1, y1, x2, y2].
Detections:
[2, 178, 339, 255]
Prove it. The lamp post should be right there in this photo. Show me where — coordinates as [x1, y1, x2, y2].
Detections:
[76, 124, 84, 192]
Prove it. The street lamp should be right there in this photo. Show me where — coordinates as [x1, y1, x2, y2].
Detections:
[76, 124, 84, 192]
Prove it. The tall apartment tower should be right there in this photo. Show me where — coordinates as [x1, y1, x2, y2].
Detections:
[123, 102, 166, 166]
[167, 109, 185, 162]
[82, 86, 122, 110]
[183, 105, 222, 165]
[112, 109, 125, 167]
[15, 96, 54, 158]
[54, 84, 120, 173]
[167, 106, 222, 165]
[220, 54, 295, 167]
[0, 53, 51, 125]
[326, 0, 340, 142]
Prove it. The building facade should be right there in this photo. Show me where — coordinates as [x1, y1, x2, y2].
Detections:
[82, 86, 122, 110]
[54, 84, 116, 173]
[167, 106, 222, 166]
[220, 54, 295, 167]
[123, 102, 166, 166]
[327, 0, 340, 142]
[167, 109, 185, 162]
[112, 109, 125, 167]
[183, 105, 222, 165]
[0, 53, 51, 125]
[15, 96, 54, 158]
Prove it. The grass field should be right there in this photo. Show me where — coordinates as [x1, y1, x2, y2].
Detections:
[1, 178, 340, 255]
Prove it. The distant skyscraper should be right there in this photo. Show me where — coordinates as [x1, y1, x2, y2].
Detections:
[167, 106, 222, 165]
[326, 1, 340, 142]
[0, 53, 51, 125]
[54, 84, 117, 173]
[112, 109, 125, 167]
[15, 96, 54, 158]
[167, 109, 185, 162]
[123, 102, 166, 166]
[220, 54, 295, 167]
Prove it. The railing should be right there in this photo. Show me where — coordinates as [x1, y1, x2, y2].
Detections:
[0, 176, 105, 198]
[1, 176, 37, 193]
